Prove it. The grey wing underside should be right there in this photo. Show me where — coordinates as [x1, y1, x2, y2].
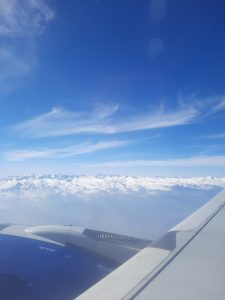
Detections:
[77, 189, 225, 300]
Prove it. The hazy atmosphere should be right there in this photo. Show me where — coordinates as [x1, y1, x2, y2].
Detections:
[0, 175, 224, 239]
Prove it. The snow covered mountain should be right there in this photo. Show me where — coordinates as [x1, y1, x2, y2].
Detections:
[0, 175, 225, 198]
[0, 175, 224, 239]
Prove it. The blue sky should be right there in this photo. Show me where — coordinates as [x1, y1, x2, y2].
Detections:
[0, 0, 225, 176]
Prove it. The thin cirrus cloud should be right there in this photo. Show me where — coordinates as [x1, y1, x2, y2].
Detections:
[14, 103, 199, 138]
[0, 47, 30, 83]
[0, 0, 54, 37]
[4, 140, 131, 161]
[204, 133, 225, 139]
[87, 155, 225, 168]
[211, 98, 225, 112]
[13, 96, 225, 138]
[0, 0, 54, 91]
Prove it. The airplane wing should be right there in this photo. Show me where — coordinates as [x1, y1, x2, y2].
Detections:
[76, 189, 225, 300]
[0, 189, 224, 299]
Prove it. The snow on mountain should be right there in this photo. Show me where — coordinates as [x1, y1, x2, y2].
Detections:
[0, 175, 225, 198]
[0, 175, 224, 239]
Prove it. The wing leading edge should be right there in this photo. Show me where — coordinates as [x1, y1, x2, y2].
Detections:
[76, 189, 225, 300]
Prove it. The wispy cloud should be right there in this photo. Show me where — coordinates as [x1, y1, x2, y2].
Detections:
[14, 94, 225, 138]
[87, 155, 225, 168]
[178, 92, 225, 115]
[4, 140, 131, 161]
[14, 102, 200, 138]
[0, 0, 54, 91]
[0, 47, 31, 90]
[204, 133, 225, 139]
[211, 97, 225, 113]
[0, 0, 54, 37]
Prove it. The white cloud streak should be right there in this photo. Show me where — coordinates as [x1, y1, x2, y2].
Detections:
[14, 103, 199, 138]
[4, 140, 131, 161]
[205, 133, 225, 139]
[0, 47, 30, 90]
[0, 0, 54, 91]
[14, 95, 225, 138]
[211, 98, 225, 112]
[87, 155, 225, 168]
[0, 0, 54, 37]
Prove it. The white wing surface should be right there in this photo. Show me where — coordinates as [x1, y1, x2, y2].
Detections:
[77, 189, 225, 300]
